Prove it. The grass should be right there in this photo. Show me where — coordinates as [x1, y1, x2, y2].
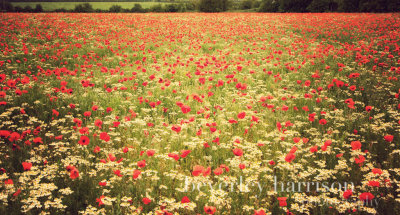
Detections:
[11, 1, 170, 11]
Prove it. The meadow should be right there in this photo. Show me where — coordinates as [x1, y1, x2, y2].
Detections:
[10, 2, 169, 11]
[0, 13, 399, 214]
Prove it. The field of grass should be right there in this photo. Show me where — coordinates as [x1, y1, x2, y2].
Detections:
[11, 2, 169, 11]
[0, 13, 400, 215]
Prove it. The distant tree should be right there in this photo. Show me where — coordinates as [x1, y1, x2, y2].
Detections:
[307, 0, 337, 12]
[279, 0, 312, 12]
[149, 4, 164, 12]
[131, 3, 144, 12]
[109, 4, 122, 12]
[54, 8, 68, 12]
[358, 0, 400, 12]
[165, 4, 179, 12]
[74, 3, 94, 13]
[24, 5, 33, 12]
[336, 0, 359, 12]
[258, 0, 279, 12]
[14, 6, 23, 12]
[34, 4, 43, 12]
[199, 0, 229, 12]
[252, 0, 261, 8]
[386, 0, 400, 12]
[185, 2, 196, 11]
[0, 1, 14, 12]
[240, 0, 254, 10]
[94, 8, 102, 12]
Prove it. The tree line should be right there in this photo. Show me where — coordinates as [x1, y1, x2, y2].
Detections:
[1, 0, 399, 12]
[1, 2, 195, 12]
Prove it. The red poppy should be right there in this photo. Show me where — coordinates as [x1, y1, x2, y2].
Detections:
[147, 150, 155, 157]
[359, 192, 374, 201]
[213, 167, 223, 175]
[371, 168, 383, 175]
[343, 189, 352, 199]
[22, 162, 32, 171]
[181, 105, 191, 114]
[192, 165, 204, 176]
[277, 197, 287, 206]
[237, 112, 246, 119]
[96, 195, 105, 206]
[319, 119, 327, 125]
[94, 119, 102, 128]
[355, 155, 365, 165]
[181, 196, 190, 203]
[99, 132, 110, 142]
[254, 209, 266, 215]
[137, 160, 146, 168]
[384, 135, 393, 142]
[168, 153, 180, 161]
[70, 167, 79, 179]
[180, 150, 191, 158]
[133, 169, 141, 179]
[310, 146, 318, 153]
[171, 125, 181, 133]
[351, 141, 362, 150]
[13, 189, 21, 197]
[93, 146, 101, 153]
[368, 181, 380, 187]
[33, 137, 42, 144]
[285, 153, 295, 163]
[204, 206, 216, 214]
[142, 197, 151, 205]
[232, 148, 243, 156]
[78, 136, 90, 146]
[4, 179, 13, 185]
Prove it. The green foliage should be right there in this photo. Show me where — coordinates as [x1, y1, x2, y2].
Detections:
[258, 0, 279, 12]
[278, 0, 313, 12]
[185, 2, 196, 10]
[336, 0, 360, 12]
[24, 5, 33, 12]
[240, 0, 254, 10]
[109, 4, 122, 12]
[131, 3, 145, 12]
[74, 3, 94, 13]
[307, 0, 337, 12]
[34, 4, 43, 12]
[164, 3, 183, 12]
[0, 1, 14, 12]
[199, 0, 230, 12]
[149, 3, 164, 12]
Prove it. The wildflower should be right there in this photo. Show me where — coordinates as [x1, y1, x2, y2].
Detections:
[142, 197, 151, 205]
[22, 162, 32, 171]
[359, 192, 374, 202]
[133, 170, 141, 179]
[78, 136, 90, 146]
[277, 197, 287, 206]
[343, 189, 352, 199]
[137, 160, 146, 168]
[351, 141, 362, 150]
[384, 135, 393, 142]
[181, 196, 190, 203]
[237, 112, 246, 119]
[285, 153, 295, 163]
[204, 206, 216, 214]
[232, 148, 243, 156]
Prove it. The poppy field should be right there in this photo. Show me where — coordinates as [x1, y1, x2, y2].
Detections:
[0, 13, 400, 214]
